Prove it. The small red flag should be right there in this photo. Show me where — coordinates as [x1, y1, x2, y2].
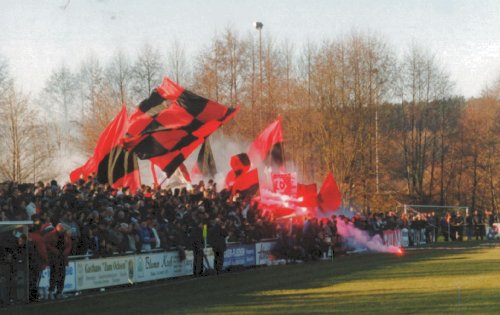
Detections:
[247, 117, 284, 167]
[317, 172, 341, 212]
[224, 153, 251, 189]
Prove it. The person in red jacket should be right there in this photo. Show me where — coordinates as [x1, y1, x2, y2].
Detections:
[28, 217, 49, 302]
[44, 223, 72, 299]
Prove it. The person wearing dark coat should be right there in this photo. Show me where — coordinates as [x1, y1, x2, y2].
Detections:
[44, 223, 72, 299]
[27, 219, 49, 302]
[209, 218, 228, 275]
[473, 210, 485, 240]
[0, 231, 19, 304]
[454, 212, 464, 241]
[190, 222, 205, 277]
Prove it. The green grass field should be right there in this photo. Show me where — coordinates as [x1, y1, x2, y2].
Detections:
[8, 241, 500, 314]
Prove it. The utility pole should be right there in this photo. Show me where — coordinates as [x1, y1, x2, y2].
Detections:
[254, 21, 263, 129]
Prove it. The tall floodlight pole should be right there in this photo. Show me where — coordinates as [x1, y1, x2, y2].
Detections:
[375, 100, 380, 193]
[254, 21, 263, 128]
[371, 68, 380, 194]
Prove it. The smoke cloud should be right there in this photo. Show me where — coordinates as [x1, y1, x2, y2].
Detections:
[183, 132, 250, 189]
[336, 218, 401, 254]
[258, 188, 307, 213]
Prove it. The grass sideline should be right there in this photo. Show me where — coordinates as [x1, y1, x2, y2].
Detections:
[7, 240, 500, 314]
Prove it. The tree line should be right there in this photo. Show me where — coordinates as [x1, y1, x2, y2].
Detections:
[0, 29, 498, 212]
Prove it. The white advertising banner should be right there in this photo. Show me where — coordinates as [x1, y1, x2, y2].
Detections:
[76, 256, 134, 290]
[255, 241, 277, 266]
[134, 250, 194, 283]
[39, 261, 77, 293]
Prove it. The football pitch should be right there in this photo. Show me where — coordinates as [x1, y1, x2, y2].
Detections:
[8, 241, 500, 314]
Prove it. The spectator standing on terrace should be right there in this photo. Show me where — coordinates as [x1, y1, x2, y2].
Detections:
[454, 212, 464, 241]
[426, 213, 437, 243]
[440, 214, 450, 241]
[0, 229, 20, 304]
[78, 223, 98, 256]
[466, 212, 474, 241]
[107, 222, 128, 254]
[473, 210, 484, 240]
[138, 218, 155, 252]
[60, 210, 80, 254]
[27, 217, 48, 302]
[209, 217, 228, 275]
[486, 210, 495, 231]
[44, 223, 72, 299]
[191, 221, 205, 277]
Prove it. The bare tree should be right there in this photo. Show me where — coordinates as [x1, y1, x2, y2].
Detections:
[79, 54, 105, 113]
[166, 39, 190, 86]
[78, 86, 123, 155]
[0, 57, 8, 89]
[0, 83, 55, 182]
[42, 64, 77, 122]
[106, 50, 132, 105]
[395, 44, 453, 203]
[131, 43, 164, 101]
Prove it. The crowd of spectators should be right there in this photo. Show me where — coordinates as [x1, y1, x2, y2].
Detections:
[0, 177, 278, 303]
[1, 178, 498, 261]
[345, 210, 498, 244]
[2, 178, 498, 257]
[0, 178, 277, 258]
[273, 209, 499, 262]
[0, 178, 499, 303]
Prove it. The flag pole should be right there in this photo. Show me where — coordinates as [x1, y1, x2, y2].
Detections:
[151, 161, 159, 187]
[158, 171, 169, 187]
[279, 115, 287, 171]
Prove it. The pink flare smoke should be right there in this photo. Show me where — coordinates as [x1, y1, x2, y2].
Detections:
[336, 219, 401, 254]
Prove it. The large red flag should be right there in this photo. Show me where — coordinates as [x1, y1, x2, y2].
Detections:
[247, 117, 284, 168]
[122, 77, 238, 177]
[317, 172, 341, 212]
[70, 106, 141, 192]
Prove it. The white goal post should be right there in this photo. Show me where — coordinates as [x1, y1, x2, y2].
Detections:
[398, 204, 469, 216]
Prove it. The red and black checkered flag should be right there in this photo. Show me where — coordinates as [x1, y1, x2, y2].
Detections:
[122, 77, 239, 177]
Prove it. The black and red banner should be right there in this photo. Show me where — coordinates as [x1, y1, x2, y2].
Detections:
[122, 77, 238, 177]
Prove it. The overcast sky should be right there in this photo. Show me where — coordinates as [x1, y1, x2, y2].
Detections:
[1, 0, 499, 98]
